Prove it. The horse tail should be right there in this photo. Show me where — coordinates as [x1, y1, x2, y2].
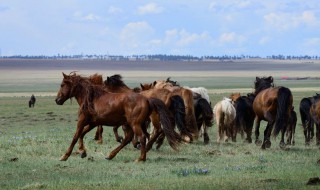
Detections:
[274, 87, 292, 137]
[148, 98, 182, 150]
[169, 95, 193, 140]
[299, 98, 312, 129]
[183, 89, 199, 139]
[197, 98, 214, 127]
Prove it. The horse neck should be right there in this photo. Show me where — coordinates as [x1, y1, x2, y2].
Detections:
[71, 82, 88, 106]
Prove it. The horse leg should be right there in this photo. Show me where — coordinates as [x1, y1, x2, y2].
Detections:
[155, 132, 165, 149]
[245, 121, 253, 143]
[254, 117, 262, 145]
[78, 124, 96, 158]
[203, 125, 210, 144]
[146, 115, 162, 151]
[113, 125, 123, 143]
[279, 125, 287, 149]
[94, 125, 103, 144]
[60, 118, 86, 161]
[303, 121, 309, 145]
[316, 124, 320, 146]
[106, 124, 134, 160]
[261, 122, 273, 149]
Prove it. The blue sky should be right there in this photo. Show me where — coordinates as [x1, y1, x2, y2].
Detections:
[1, 0, 320, 56]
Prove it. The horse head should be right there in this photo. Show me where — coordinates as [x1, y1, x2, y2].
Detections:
[230, 92, 241, 102]
[140, 83, 153, 91]
[55, 72, 80, 105]
[254, 76, 275, 95]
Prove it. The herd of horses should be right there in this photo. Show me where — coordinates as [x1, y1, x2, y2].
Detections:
[54, 72, 320, 162]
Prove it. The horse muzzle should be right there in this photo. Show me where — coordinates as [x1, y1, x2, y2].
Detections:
[55, 97, 65, 105]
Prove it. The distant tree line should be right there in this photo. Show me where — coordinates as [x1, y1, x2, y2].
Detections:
[1, 54, 319, 61]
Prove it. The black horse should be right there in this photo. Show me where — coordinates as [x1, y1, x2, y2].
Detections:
[29, 94, 36, 108]
[230, 93, 255, 143]
[299, 93, 320, 145]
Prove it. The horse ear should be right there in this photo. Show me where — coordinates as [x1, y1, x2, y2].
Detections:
[140, 83, 144, 90]
[62, 72, 68, 78]
[153, 81, 157, 87]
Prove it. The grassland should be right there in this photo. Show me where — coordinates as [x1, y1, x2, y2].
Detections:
[0, 61, 320, 189]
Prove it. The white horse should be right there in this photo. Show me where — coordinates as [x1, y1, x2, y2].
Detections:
[213, 97, 236, 142]
[183, 86, 210, 104]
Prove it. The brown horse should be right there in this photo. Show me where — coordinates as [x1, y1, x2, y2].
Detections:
[253, 76, 293, 149]
[286, 107, 297, 145]
[101, 74, 191, 151]
[149, 80, 199, 140]
[310, 95, 320, 145]
[55, 72, 181, 162]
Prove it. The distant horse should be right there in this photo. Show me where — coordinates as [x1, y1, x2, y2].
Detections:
[151, 80, 199, 140]
[299, 93, 320, 145]
[55, 72, 181, 162]
[164, 78, 213, 144]
[286, 107, 297, 145]
[310, 95, 320, 146]
[213, 97, 236, 142]
[253, 76, 293, 149]
[101, 74, 191, 151]
[29, 94, 36, 108]
[230, 92, 255, 143]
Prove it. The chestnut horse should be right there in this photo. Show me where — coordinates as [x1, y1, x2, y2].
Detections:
[299, 93, 320, 145]
[230, 92, 255, 143]
[55, 72, 181, 162]
[101, 74, 191, 151]
[213, 97, 236, 142]
[310, 95, 320, 145]
[151, 80, 199, 140]
[164, 77, 213, 144]
[253, 76, 293, 149]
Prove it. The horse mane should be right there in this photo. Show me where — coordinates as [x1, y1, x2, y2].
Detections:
[254, 76, 274, 95]
[88, 73, 103, 85]
[166, 77, 180, 86]
[66, 73, 106, 115]
[104, 74, 130, 89]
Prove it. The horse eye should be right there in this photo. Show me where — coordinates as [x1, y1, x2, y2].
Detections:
[61, 84, 64, 87]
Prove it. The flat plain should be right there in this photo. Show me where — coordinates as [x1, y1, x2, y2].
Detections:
[0, 59, 319, 190]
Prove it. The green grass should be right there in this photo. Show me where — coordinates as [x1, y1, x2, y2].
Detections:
[0, 77, 319, 190]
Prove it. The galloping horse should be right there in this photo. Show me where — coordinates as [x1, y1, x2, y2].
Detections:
[29, 94, 36, 108]
[164, 78, 213, 144]
[253, 76, 293, 149]
[102, 74, 191, 150]
[213, 97, 236, 142]
[151, 79, 203, 141]
[230, 92, 255, 143]
[299, 93, 320, 145]
[310, 95, 320, 145]
[55, 72, 181, 162]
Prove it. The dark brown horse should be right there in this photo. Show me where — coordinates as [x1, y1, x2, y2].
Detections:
[286, 107, 297, 145]
[299, 93, 320, 145]
[310, 95, 320, 146]
[253, 76, 293, 149]
[55, 72, 181, 162]
[29, 94, 36, 108]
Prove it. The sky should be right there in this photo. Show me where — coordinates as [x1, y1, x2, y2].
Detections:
[0, 0, 320, 57]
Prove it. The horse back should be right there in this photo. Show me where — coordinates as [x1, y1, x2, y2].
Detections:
[253, 87, 279, 117]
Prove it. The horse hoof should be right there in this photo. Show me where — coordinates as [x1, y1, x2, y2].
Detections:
[80, 152, 87, 158]
[59, 155, 68, 161]
[279, 142, 286, 149]
[105, 156, 112, 160]
[117, 137, 123, 143]
[96, 140, 103, 145]
[255, 139, 262, 146]
[265, 140, 271, 148]
[134, 158, 146, 163]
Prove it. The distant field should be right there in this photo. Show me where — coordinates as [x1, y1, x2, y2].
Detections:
[0, 59, 319, 190]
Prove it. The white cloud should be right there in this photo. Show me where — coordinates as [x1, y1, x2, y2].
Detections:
[120, 21, 155, 49]
[259, 36, 270, 45]
[137, 3, 163, 15]
[219, 32, 246, 44]
[304, 38, 320, 47]
[209, 0, 253, 11]
[73, 11, 101, 22]
[177, 30, 210, 46]
[108, 6, 123, 14]
[264, 11, 320, 31]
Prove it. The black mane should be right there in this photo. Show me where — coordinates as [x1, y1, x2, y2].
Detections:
[104, 74, 127, 87]
[166, 77, 180, 86]
[254, 76, 274, 95]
